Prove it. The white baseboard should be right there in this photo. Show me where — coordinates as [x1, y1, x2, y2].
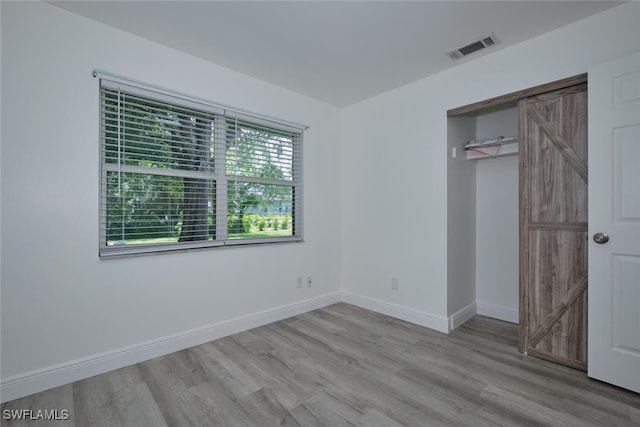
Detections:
[449, 302, 477, 331]
[0, 292, 341, 403]
[2, 290, 456, 402]
[340, 291, 449, 334]
[476, 302, 519, 324]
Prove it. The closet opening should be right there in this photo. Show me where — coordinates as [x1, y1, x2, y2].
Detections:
[447, 102, 519, 328]
[447, 74, 588, 370]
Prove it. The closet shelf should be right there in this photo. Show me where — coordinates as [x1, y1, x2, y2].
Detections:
[464, 137, 518, 160]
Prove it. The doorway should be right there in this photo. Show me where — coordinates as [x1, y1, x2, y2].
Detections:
[447, 75, 588, 370]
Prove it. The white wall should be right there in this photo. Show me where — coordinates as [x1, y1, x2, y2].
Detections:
[475, 155, 519, 321]
[0, 1, 341, 397]
[475, 107, 519, 322]
[341, 2, 640, 325]
[447, 115, 476, 326]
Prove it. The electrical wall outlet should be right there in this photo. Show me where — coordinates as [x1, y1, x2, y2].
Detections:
[297, 276, 303, 288]
[306, 276, 312, 287]
[391, 278, 399, 291]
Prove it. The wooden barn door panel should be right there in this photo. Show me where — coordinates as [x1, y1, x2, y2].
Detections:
[519, 83, 588, 370]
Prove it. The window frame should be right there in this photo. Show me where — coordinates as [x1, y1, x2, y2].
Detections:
[98, 76, 304, 258]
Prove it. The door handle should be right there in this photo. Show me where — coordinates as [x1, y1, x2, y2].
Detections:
[593, 232, 609, 244]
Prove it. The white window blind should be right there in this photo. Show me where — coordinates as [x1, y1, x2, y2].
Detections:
[99, 78, 303, 257]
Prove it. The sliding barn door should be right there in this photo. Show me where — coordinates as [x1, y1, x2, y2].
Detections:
[519, 83, 588, 370]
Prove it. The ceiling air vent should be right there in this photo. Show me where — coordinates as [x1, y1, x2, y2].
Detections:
[448, 34, 498, 61]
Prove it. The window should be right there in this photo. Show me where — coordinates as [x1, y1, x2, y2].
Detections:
[99, 78, 303, 257]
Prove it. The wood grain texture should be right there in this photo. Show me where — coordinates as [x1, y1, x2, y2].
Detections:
[519, 83, 589, 370]
[2, 303, 638, 427]
[447, 74, 587, 116]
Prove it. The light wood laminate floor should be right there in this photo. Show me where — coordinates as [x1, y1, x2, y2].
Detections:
[2, 303, 639, 426]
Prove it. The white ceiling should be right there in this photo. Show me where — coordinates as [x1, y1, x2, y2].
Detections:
[51, 1, 622, 107]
